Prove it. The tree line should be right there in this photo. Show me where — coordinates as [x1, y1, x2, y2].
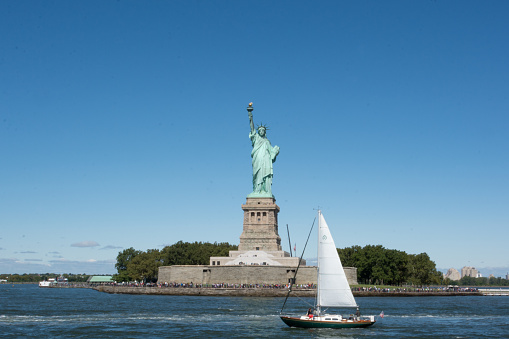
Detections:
[337, 245, 443, 286]
[447, 275, 509, 287]
[0, 273, 90, 283]
[114, 241, 507, 287]
[114, 241, 238, 282]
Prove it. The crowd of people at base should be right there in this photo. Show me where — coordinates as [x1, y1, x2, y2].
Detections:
[155, 282, 315, 289]
[111, 282, 316, 289]
[47, 282, 118, 288]
[352, 286, 479, 293]
[106, 283, 479, 292]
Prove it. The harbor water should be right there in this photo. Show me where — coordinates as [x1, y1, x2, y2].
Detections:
[1, 284, 508, 338]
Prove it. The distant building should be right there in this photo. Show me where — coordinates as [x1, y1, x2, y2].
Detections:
[87, 276, 113, 284]
[488, 274, 495, 279]
[506, 273, 509, 280]
[461, 266, 478, 278]
[444, 268, 461, 281]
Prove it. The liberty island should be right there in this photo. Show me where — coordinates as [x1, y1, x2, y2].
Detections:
[96, 104, 481, 297]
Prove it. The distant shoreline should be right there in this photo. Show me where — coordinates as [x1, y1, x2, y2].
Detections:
[93, 286, 483, 297]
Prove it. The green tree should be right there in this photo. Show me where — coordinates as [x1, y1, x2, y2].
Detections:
[114, 247, 142, 282]
[63, 274, 90, 282]
[385, 249, 409, 286]
[337, 245, 362, 267]
[407, 253, 441, 285]
[126, 249, 162, 283]
[160, 241, 237, 266]
[338, 245, 441, 286]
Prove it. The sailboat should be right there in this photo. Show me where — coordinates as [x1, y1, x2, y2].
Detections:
[280, 210, 376, 328]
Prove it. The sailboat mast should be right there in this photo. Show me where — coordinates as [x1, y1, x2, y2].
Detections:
[316, 209, 321, 315]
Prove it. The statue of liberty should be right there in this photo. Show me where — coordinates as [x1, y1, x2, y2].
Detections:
[247, 103, 280, 198]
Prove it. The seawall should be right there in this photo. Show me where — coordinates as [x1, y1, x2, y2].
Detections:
[94, 286, 482, 297]
[94, 286, 313, 297]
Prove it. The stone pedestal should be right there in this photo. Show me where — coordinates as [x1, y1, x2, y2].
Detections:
[209, 197, 304, 266]
[238, 197, 281, 251]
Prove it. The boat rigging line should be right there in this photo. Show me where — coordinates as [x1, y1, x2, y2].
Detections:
[280, 216, 316, 314]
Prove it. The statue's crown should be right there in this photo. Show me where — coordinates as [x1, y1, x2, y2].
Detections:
[257, 123, 269, 130]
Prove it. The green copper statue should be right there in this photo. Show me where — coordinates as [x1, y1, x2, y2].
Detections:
[247, 103, 280, 198]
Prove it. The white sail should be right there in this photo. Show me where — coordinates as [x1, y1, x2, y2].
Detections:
[317, 211, 358, 308]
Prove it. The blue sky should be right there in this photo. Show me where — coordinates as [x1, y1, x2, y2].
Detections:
[1, 1, 508, 277]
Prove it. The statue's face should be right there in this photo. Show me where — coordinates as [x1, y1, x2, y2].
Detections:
[258, 128, 266, 137]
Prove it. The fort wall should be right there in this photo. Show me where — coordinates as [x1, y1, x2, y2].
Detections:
[158, 265, 358, 286]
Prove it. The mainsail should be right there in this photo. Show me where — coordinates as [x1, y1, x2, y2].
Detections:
[317, 211, 358, 308]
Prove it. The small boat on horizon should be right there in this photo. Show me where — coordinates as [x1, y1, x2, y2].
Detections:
[39, 278, 56, 287]
[39, 276, 67, 287]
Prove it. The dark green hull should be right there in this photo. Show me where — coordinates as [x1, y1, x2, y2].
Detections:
[280, 316, 376, 329]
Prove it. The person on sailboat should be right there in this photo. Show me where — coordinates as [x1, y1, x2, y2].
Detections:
[307, 308, 314, 319]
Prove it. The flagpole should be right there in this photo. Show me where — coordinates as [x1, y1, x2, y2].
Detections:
[286, 224, 292, 257]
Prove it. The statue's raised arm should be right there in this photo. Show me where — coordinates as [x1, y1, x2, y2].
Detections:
[247, 102, 255, 134]
[246, 103, 280, 198]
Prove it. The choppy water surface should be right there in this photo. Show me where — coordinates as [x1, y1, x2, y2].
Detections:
[1, 284, 508, 338]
